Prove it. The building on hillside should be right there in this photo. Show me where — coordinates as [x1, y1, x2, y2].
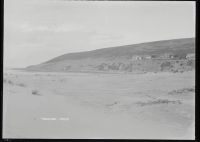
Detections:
[131, 55, 142, 61]
[169, 55, 174, 59]
[131, 55, 152, 60]
[143, 55, 152, 59]
[162, 53, 171, 59]
[63, 66, 71, 71]
[186, 53, 195, 60]
[158, 53, 173, 59]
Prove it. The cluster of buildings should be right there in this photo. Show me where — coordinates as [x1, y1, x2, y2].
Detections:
[131, 55, 151, 60]
[131, 53, 195, 61]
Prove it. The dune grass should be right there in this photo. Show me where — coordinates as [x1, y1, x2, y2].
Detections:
[32, 90, 41, 96]
[136, 99, 182, 106]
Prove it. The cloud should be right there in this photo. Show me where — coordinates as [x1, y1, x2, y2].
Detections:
[19, 23, 85, 33]
[89, 32, 125, 46]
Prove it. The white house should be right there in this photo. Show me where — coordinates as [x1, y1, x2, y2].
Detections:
[131, 55, 142, 60]
[158, 53, 173, 59]
[186, 53, 195, 60]
[162, 53, 171, 59]
[144, 55, 152, 59]
[169, 55, 174, 59]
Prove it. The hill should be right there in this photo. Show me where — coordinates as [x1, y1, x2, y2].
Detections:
[26, 38, 195, 73]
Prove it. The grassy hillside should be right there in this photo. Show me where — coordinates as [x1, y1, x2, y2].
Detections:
[44, 38, 195, 63]
[26, 38, 195, 73]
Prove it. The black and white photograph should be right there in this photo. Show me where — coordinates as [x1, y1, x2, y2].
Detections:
[3, 0, 196, 139]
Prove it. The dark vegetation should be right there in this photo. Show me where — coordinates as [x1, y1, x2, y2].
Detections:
[168, 87, 195, 95]
[160, 62, 173, 71]
[32, 90, 41, 96]
[4, 78, 26, 87]
[136, 99, 182, 106]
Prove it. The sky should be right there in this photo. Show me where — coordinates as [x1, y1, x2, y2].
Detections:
[4, 0, 195, 68]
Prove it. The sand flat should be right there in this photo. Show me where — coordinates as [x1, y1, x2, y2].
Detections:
[3, 70, 195, 139]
